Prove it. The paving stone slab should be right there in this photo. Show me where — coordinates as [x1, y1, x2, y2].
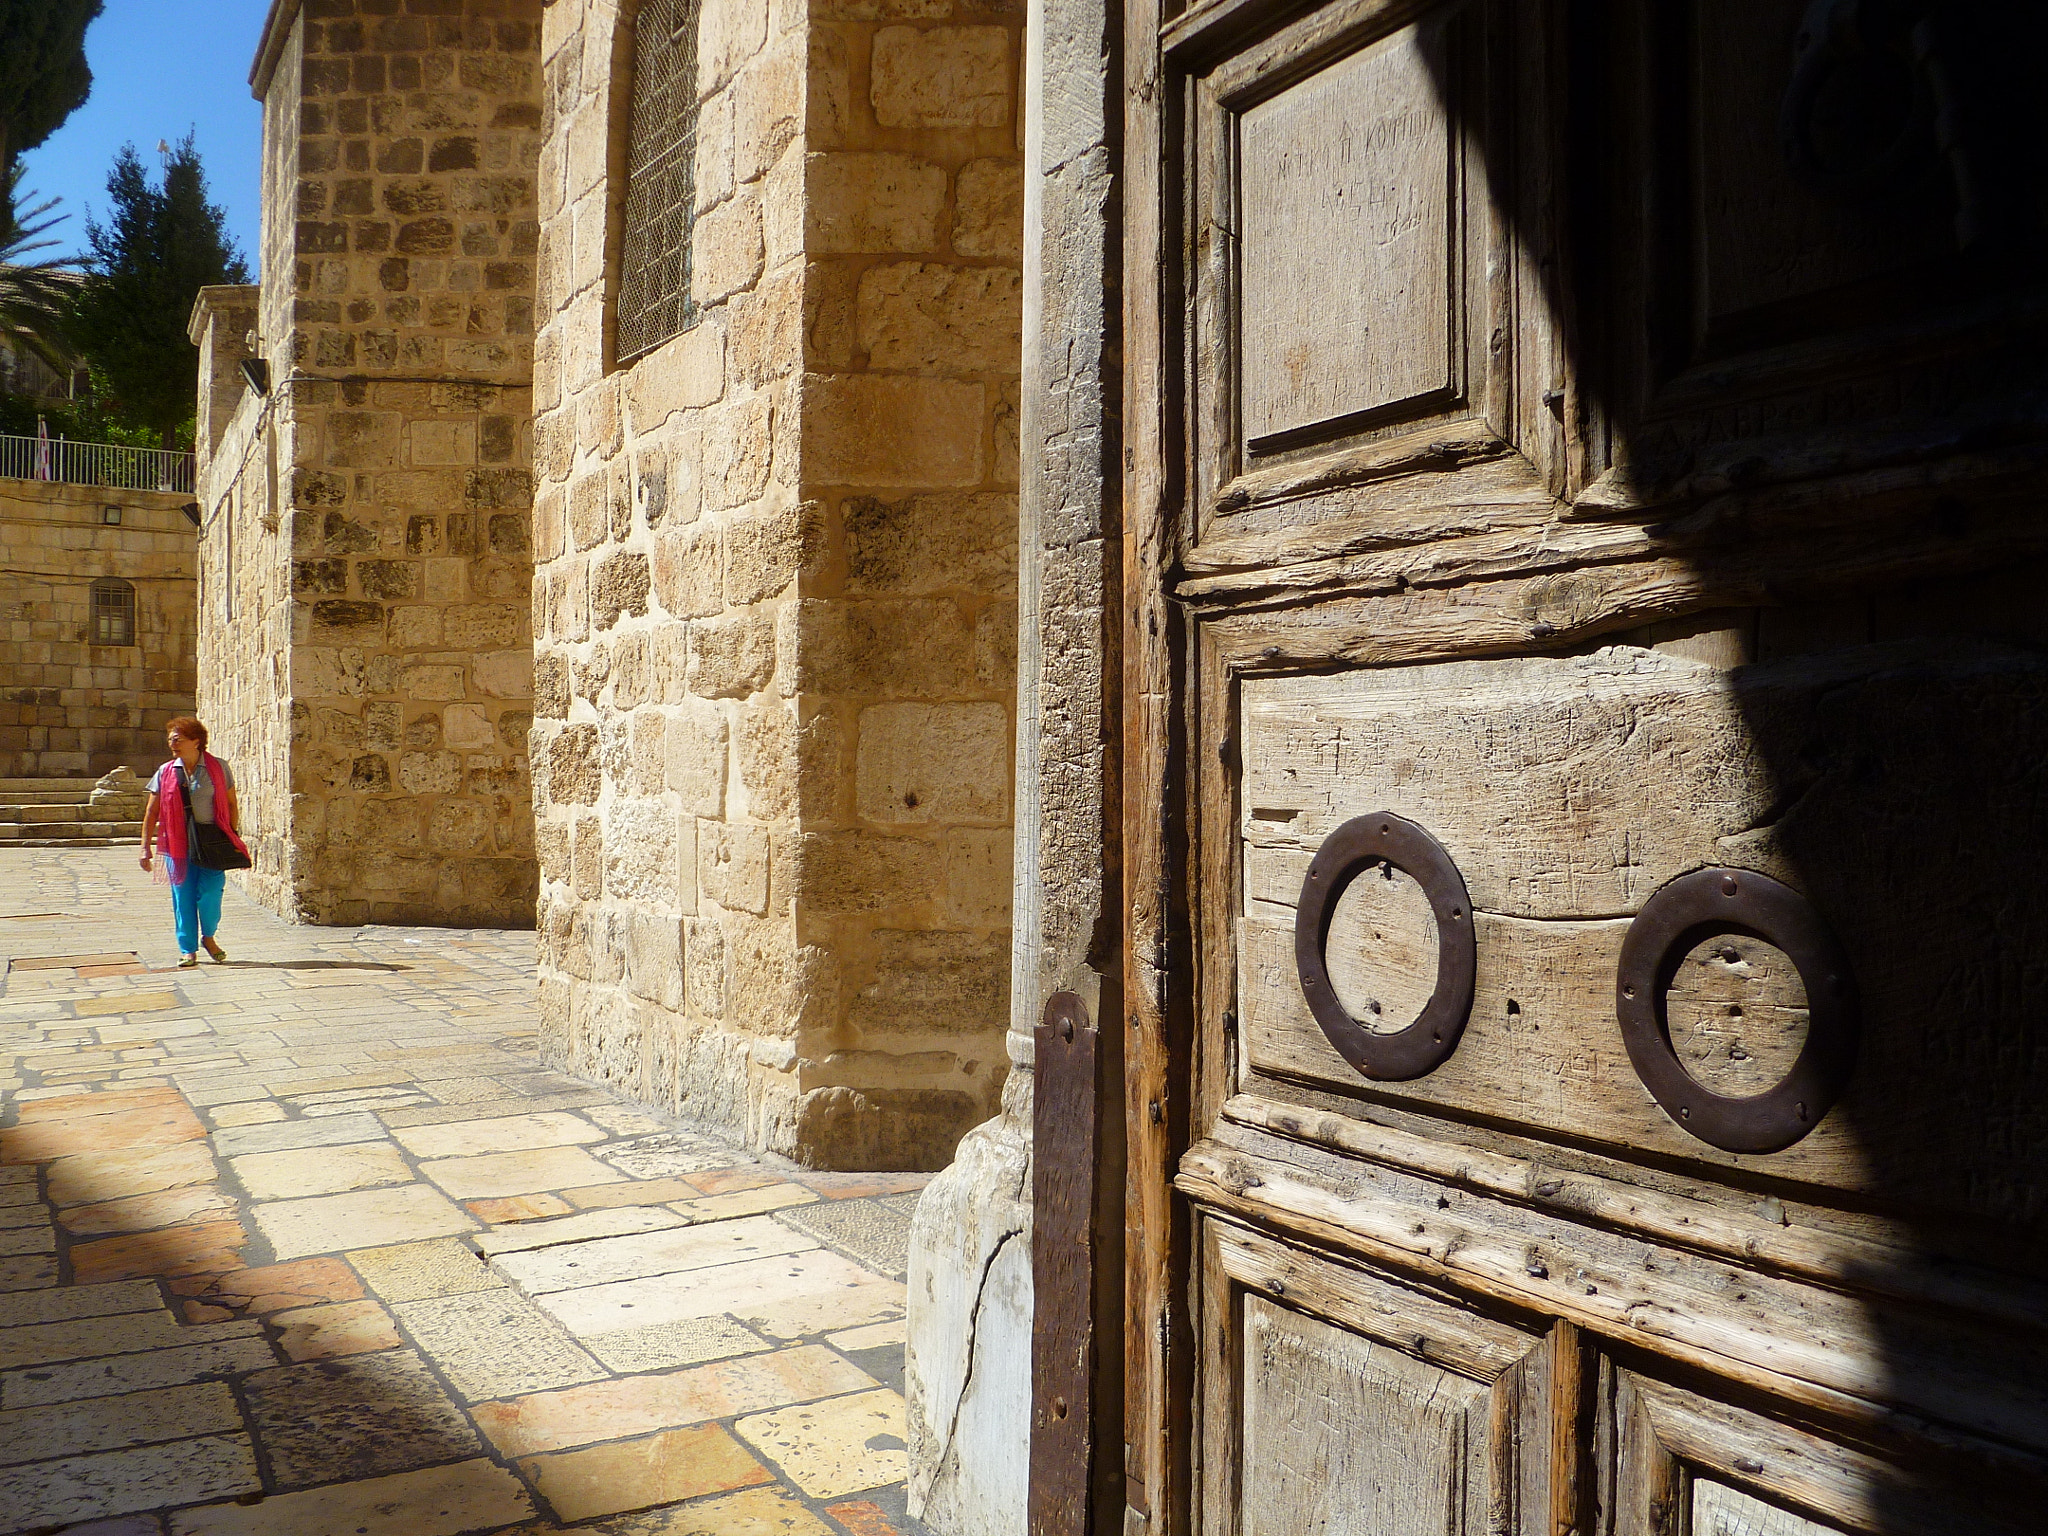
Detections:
[168, 1456, 533, 1536]
[474, 1205, 684, 1256]
[519, 1423, 772, 1524]
[0, 1431, 258, 1535]
[0, 1280, 161, 1329]
[242, 1349, 480, 1488]
[0, 1334, 277, 1408]
[594, 1133, 738, 1180]
[470, 1344, 877, 1459]
[0, 1380, 241, 1468]
[419, 1146, 624, 1201]
[347, 1238, 505, 1303]
[391, 1111, 608, 1160]
[392, 1288, 607, 1401]
[734, 1388, 909, 1501]
[0, 1309, 247, 1371]
[207, 1113, 386, 1159]
[0, 1255, 58, 1292]
[254, 1183, 476, 1260]
[228, 1142, 413, 1202]
[772, 1198, 913, 1281]
[493, 1215, 818, 1296]
[533, 1249, 883, 1340]
[580, 1316, 774, 1375]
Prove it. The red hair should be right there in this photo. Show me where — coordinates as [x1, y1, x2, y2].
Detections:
[165, 716, 208, 751]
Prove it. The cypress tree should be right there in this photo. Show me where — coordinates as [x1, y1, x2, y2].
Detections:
[66, 135, 250, 449]
[0, 0, 105, 174]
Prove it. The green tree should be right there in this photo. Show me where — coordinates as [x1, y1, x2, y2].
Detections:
[66, 135, 249, 449]
[0, 0, 104, 175]
[0, 159, 76, 371]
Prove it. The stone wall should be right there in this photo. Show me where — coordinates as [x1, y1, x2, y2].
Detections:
[906, 0, 1122, 1518]
[531, 0, 1024, 1169]
[0, 482, 200, 779]
[189, 0, 543, 927]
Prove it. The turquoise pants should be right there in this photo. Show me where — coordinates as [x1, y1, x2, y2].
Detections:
[171, 865, 226, 953]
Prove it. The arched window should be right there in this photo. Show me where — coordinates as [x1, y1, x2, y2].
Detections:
[615, 0, 702, 362]
[90, 578, 135, 647]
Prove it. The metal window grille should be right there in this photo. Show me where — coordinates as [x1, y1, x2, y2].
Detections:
[90, 579, 135, 647]
[616, 0, 702, 362]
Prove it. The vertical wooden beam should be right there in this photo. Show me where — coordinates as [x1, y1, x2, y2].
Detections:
[1033, 991, 1102, 1536]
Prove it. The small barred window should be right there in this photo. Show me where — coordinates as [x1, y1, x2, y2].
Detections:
[90, 579, 136, 647]
[616, 0, 702, 363]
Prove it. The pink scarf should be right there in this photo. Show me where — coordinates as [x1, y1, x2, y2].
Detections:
[157, 752, 249, 886]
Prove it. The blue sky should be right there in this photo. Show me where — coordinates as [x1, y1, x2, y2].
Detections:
[17, 0, 272, 269]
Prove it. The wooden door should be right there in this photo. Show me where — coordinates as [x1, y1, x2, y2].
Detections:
[1119, 2, 2048, 1534]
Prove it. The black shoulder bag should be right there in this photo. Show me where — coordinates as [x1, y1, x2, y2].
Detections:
[179, 763, 253, 872]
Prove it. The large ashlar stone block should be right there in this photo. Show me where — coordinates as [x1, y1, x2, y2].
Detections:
[857, 264, 1023, 375]
[845, 492, 1018, 595]
[848, 929, 1008, 1036]
[693, 192, 766, 306]
[803, 375, 984, 488]
[870, 26, 1013, 129]
[952, 158, 1024, 261]
[856, 702, 1011, 825]
[805, 152, 947, 253]
[624, 322, 726, 430]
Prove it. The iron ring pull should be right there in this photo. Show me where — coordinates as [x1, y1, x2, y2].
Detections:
[1293, 812, 1477, 1082]
[1616, 867, 1859, 1154]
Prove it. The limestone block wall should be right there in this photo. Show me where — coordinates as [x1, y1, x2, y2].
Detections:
[191, 0, 543, 927]
[531, 0, 1023, 1169]
[0, 483, 200, 779]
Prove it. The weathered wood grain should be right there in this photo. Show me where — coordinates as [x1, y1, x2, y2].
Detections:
[1220, 1093, 2048, 1333]
[1176, 1126, 2048, 1456]
[1242, 1293, 1487, 1535]
[1237, 21, 1454, 445]
[1634, 1373, 2043, 1536]
[1234, 641, 2048, 1229]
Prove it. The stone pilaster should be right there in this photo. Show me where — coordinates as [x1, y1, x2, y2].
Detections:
[531, 0, 1025, 1169]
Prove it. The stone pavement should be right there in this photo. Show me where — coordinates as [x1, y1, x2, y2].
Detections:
[0, 848, 934, 1536]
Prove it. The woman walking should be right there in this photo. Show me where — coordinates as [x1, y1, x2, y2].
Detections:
[139, 717, 249, 968]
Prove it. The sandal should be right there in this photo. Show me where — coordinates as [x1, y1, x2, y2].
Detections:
[203, 938, 228, 963]
[178, 954, 199, 968]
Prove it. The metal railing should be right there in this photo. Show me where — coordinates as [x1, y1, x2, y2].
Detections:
[0, 432, 195, 493]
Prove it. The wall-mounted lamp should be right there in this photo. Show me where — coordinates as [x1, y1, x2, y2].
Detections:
[239, 357, 270, 395]
[180, 502, 202, 528]
[100, 505, 122, 526]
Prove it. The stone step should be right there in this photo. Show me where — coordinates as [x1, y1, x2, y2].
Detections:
[0, 821, 142, 841]
[0, 805, 86, 823]
[4, 837, 140, 848]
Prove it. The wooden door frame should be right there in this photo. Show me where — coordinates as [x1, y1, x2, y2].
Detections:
[1116, 3, 2048, 1532]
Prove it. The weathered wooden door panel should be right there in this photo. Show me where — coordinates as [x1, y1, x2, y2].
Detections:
[1199, 1219, 1560, 1536]
[1232, 638, 2048, 1231]
[1602, 1366, 2045, 1536]
[1185, 0, 1568, 545]
[1122, 0, 2048, 1531]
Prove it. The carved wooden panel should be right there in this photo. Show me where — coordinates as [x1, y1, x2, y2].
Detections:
[1234, 639, 2048, 1232]
[1694, 1480, 1842, 1536]
[1242, 1296, 1481, 1535]
[1199, 1219, 1556, 1536]
[1180, 0, 1565, 544]
[1237, 23, 1454, 449]
[1602, 1366, 2046, 1536]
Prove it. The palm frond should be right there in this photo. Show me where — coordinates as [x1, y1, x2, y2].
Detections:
[0, 162, 80, 373]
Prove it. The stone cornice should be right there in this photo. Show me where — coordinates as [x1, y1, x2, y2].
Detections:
[250, 0, 300, 101]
